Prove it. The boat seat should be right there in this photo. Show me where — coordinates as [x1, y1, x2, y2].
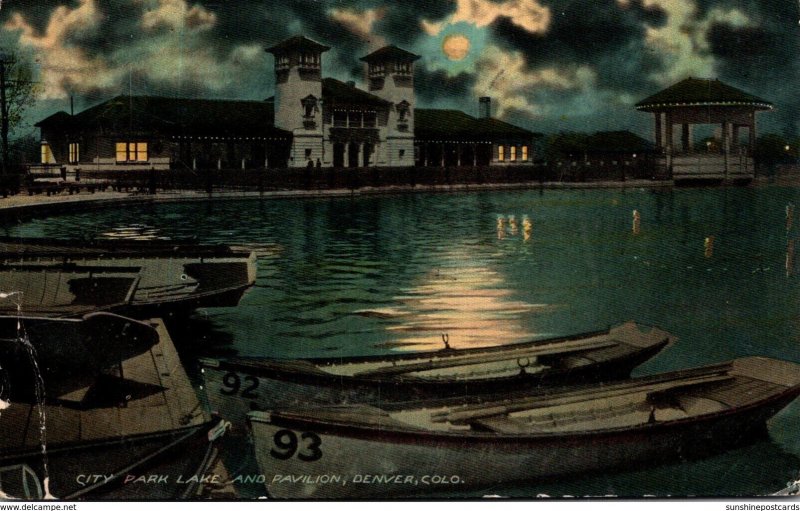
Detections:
[646, 374, 735, 406]
[471, 416, 538, 434]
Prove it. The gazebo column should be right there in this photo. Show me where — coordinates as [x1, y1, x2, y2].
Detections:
[654, 113, 662, 150]
[681, 124, 692, 153]
[722, 121, 731, 180]
[664, 112, 674, 155]
[472, 143, 477, 166]
[343, 142, 349, 168]
[457, 144, 462, 167]
[722, 121, 731, 155]
[749, 118, 757, 156]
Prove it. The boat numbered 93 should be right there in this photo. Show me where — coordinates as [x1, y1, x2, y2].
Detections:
[249, 356, 800, 498]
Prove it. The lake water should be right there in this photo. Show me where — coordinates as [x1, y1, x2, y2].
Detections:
[7, 185, 800, 497]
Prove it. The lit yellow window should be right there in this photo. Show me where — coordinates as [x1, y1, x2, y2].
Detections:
[41, 143, 55, 164]
[116, 142, 127, 162]
[135, 142, 148, 162]
[69, 143, 80, 163]
[522, 145, 528, 161]
[510, 146, 517, 161]
[116, 142, 149, 163]
[498, 145, 505, 161]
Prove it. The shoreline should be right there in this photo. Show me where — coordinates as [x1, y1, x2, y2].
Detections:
[0, 175, 793, 221]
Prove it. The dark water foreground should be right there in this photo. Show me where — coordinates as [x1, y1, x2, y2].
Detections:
[6, 185, 800, 497]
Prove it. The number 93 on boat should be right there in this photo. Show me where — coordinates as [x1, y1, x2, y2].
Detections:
[247, 356, 800, 499]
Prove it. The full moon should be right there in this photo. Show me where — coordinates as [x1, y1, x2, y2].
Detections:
[442, 34, 471, 61]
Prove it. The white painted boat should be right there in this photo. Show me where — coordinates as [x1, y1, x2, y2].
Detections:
[202, 322, 673, 427]
[249, 356, 800, 498]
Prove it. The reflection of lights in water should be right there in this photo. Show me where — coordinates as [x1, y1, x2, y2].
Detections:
[522, 215, 533, 242]
[498, 214, 535, 242]
[787, 239, 795, 277]
[359, 261, 558, 351]
[632, 209, 641, 235]
[787, 204, 794, 232]
[704, 235, 715, 258]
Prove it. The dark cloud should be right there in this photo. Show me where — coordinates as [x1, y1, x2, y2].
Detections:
[3, 0, 799, 137]
[492, 0, 665, 96]
[376, 0, 452, 46]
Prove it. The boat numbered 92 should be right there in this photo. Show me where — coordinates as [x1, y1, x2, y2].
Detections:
[201, 321, 674, 426]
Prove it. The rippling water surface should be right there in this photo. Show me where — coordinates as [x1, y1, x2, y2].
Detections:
[8, 185, 800, 497]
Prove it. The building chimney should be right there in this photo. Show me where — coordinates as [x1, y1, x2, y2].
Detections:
[479, 97, 491, 119]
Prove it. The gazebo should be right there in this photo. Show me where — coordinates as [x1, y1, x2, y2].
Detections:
[636, 78, 773, 182]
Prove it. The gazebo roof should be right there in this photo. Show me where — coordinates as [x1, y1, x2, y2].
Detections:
[635, 78, 772, 111]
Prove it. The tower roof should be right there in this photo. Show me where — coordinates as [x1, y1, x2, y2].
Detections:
[266, 36, 331, 55]
[635, 78, 772, 111]
[360, 45, 420, 63]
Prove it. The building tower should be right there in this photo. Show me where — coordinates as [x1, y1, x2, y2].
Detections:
[266, 36, 330, 167]
[360, 45, 420, 167]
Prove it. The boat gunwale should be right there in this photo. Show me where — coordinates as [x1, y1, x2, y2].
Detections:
[201, 338, 669, 390]
[0, 237, 256, 259]
[205, 321, 670, 367]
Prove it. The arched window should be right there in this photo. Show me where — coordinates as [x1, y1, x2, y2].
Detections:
[396, 100, 410, 122]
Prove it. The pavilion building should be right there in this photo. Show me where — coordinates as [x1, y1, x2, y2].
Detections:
[34, 36, 539, 174]
[636, 78, 773, 182]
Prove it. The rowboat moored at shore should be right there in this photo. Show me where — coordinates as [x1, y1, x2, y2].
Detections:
[0, 317, 230, 499]
[0, 312, 159, 397]
[202, 321, 673, 427]
[0, 238, 258, 316]
[249, 356, 800, 498]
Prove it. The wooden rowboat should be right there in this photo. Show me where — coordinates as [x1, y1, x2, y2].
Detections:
[0, 237, 258, 316]
[0, 312, 159, 397]
[0, 318, 230, 499]
[201, 322, 673, 427]
[249, 356, 800, 498]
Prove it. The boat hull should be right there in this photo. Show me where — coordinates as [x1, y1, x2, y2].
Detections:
[249, 391, 797, 498]
[203, 338, 668, 427]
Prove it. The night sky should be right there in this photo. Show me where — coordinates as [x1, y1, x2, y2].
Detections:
[1, 0, 798, 141]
